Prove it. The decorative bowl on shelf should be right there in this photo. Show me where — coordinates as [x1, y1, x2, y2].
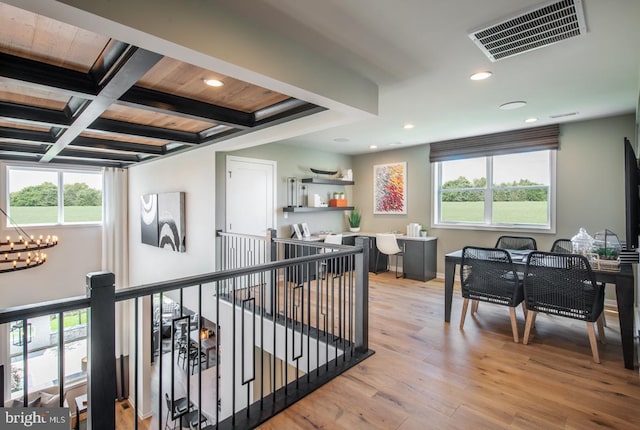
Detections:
[310, 168, 338, 176]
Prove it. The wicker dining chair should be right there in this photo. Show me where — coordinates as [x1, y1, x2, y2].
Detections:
[550, 239, 573, 253]
[495, 235, 537, 250]
[523, 251, 606, 363]
[550, 238, 608, 327]
[460, 246, 525, 343]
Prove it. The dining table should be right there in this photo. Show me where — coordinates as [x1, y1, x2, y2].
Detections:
[444, 249, 637, 370]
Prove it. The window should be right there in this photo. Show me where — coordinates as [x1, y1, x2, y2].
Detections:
[10, 310, 88, 399]
[7, 167, 102, 226]
[434, 150, 555, 230]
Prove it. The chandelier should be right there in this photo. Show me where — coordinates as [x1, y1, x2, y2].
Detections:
[0, 207, 58, 273]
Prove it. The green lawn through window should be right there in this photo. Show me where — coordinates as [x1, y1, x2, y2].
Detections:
[441, 201, 548, 225]
[8, 206, 102, 224]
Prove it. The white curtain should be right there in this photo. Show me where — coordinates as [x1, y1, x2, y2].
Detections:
[102, 167, 129, 287]
[102, 167, 130, 358]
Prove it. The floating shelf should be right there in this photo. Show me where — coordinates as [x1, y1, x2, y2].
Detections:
[283, 206, 354, 213]
[301, 178, 354, 185]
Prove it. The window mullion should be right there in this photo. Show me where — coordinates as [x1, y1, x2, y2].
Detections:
[485, 157, 493, 224]
[58, 171, 64, 224]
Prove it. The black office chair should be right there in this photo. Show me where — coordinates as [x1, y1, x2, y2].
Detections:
[164, 392, 192, 430]
[460, 246, 525, 343]
[550, 239, 573, 253]
[495, 235, 537, 250]
[523, 251, 605, 363]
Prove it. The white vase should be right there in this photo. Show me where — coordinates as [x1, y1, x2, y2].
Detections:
[349, 227, 361, 233]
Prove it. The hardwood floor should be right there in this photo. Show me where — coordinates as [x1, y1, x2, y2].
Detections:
[257, 273, 640, 430]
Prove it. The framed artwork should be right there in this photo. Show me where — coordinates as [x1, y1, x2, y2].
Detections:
[140, 192, 186, 252]
[292, 223, 302, 239]
[301, 222, 311, 237]
[373, 162, 407, 214]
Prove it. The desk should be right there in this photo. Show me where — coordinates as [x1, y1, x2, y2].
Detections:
[291, 232, 437, 281]
[75, 394, 87, 430]
[444, 249, 636, 369]
[190, 331, 217, 369]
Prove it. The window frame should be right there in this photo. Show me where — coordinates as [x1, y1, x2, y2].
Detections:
[432, 150, 556, 233]
[5, 164, 103, 228]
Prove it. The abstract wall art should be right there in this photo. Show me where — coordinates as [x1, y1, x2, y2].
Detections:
[140, 192, 186, 252]
[373, 162, 407, 214]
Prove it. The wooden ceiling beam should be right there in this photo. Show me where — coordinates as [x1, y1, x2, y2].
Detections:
[71, 136, 165, 155]
[120, 86, 252, 129]
[88, 118, 199, 144]
[59, 147, 142, 163]
[0, 53, 99, 98]
[0, 142, 48, 154]
[40, 47, 163, 162]
[0, 126, 56, 143]
[0, 101, 72, 127]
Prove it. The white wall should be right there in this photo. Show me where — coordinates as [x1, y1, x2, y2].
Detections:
[351, 114, 636, 275]
[216, 144, 354, 238]
[127, 146, 217, 286]
[0, 162, 102, 308]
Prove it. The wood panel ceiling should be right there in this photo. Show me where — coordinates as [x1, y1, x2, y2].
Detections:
[0, 2, 323, 167]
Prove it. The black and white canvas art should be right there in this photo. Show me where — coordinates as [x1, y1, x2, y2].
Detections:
[140, 194, 158, 247]
[140, 192, 186, 252]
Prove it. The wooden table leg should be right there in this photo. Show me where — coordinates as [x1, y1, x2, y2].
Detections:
[444, 257, 456, 323]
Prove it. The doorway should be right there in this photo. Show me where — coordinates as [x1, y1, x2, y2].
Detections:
[225, 156, 276, 236]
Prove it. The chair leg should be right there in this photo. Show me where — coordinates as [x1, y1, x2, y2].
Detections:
[597, 315, 606, 344]
[509, 307, 519, 343]
[375, 252, 380, 274]
[471, 300, 479, 314]
[587, 322, 601, 364]
[459, 298, 469, 330]
[523, 310, 536, 345]
[521, 302, 527, 319]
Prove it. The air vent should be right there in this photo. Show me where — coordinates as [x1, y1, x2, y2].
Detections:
[469, 0, 586, 62]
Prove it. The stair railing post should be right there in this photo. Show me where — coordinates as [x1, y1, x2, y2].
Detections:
[355, 237, 369, 352]
[86, 271, 116, 430]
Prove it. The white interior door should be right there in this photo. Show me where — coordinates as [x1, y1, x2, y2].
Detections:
[226, 156, 276, 235]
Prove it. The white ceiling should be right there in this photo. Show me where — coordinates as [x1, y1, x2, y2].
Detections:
[218, 0, 640, 154]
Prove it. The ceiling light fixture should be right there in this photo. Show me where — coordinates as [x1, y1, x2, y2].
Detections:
[403, 124, 414, 129]
[470, 71, 492, 81]
[525, 117, 538, 123]
[369, 145, 378, 149]
[0, 208, 58, 273]
[499, 101, 527, 110]
[203, 78, 224, 87]
[333, 137, 350, 142]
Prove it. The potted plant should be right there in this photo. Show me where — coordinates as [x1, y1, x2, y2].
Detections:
[420, 227, 428, 237]
[348, 208, 361, 232]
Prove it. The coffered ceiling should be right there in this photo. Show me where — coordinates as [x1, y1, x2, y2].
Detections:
[0, 2, 322, 167]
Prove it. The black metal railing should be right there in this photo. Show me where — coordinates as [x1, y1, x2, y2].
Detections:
[0, 232, 371, 430]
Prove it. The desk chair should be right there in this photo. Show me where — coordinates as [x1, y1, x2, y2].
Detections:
[523, 251, 606, 363]
[375, 234, 403, 278]
[321, 234, 343, 278]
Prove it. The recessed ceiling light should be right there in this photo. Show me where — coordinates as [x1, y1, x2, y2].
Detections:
[389, 142, 403, 146]
[470, 71, 492, 81]
[203, 78, 224, 87]
[333, 137, 350, 142]
[525, 117, 538, 123]
[499, 101, 527, 110]
[369, 145, 378, 149]
[403, 123, 414, 129]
